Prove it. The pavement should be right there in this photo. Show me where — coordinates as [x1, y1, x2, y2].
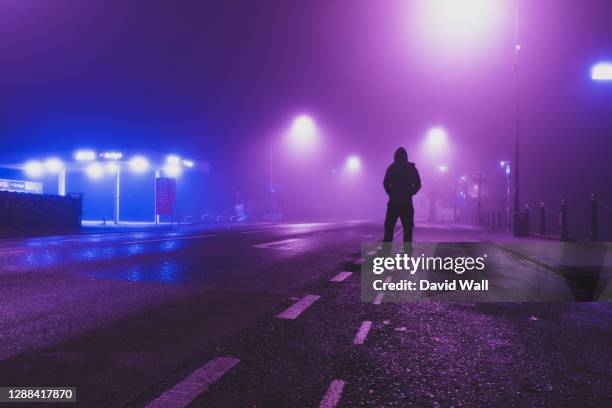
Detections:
[0, 221, 611, 407]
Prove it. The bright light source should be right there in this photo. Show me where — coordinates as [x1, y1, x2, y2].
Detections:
[408, 0, 507, 65]
[166, 155, 181, 165]
[460, 176, 467, 181]
[100, 151, 123, 160]
[105, 162, 119, 173]
[129, 156, 149, 173]
[421, 126, 450, 161]
[181, 159, 194, 168]
[345, 155, 362, 173]
[86, 162, 104, 179]
[44, 158, 64, 173]
[75, 150, 96, 161]
[288, 114, 318, 147]
[438, 164, 448, 173]
[24, 160, 44, 177]
[592, 62, 612, 81]
[163, 164, 182, 178]
[500, 160, 508, 168]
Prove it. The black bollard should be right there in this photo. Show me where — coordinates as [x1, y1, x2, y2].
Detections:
[590, 193, 599, 241]
[559, 199, 568, 241]
[539, 202, 546, 236]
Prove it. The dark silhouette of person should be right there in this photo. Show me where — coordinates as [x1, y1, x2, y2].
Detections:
[383, 147, 421, 244]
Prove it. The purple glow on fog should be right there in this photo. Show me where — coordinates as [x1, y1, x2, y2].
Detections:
[288, 115, 317, 145]
[345, 155, 362, 173]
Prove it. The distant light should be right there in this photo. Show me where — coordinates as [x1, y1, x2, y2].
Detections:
[100, 151, 123, 160]
[438, 165, 448, 173]
[105, 162, 119, 173]
[167, 155, 181, 165]
[592, 62, 612, 81]
[422, 126, 450, 162]
[44, 158, 64, 173]
[460, 176, 467, 181]
[505, 166, 511, 175]
[500, 160, 507, 168]
[289, 115, 317, 143]
[163, 164, 182, 178]
[129, 156, 150, 173]
[515, 44, 521, 51]
[345, 155, 362, 173]
[75, 150, 96, 161]
[24, 160, 44, 177]
[181, 159, 194, 168]
[86, 162, 104, 179]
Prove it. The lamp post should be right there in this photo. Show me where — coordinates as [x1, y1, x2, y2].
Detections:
[500, 161, 511, 231]
[512, 1, 521, 234]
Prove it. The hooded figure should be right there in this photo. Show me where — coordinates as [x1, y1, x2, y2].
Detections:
[383, 147, 421, 243]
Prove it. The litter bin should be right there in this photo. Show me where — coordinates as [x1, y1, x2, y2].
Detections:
[514, 211, 530, 237]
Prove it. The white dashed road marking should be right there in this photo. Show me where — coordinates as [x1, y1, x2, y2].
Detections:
[276, 295, 320, 319]
[353, 321, 372, 345]
[145, 357, 239, 408]
[366, 250, 377, 256]
[330, 271, 352, 282]
[253, 238, 300, 249]
[122, 234, 215, 244]
[319, 379, 347, 408]
[373, 276, 392, 305]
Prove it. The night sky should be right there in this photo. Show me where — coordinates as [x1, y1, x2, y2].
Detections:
[1, 0, 611, 231]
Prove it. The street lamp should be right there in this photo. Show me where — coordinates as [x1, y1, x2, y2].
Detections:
[500, 160, 511, 231]
[345, 155, 362, 173]
[24, 160, 44, 178]
[86, 162, 104, 179]
[591, 62, 612, 81]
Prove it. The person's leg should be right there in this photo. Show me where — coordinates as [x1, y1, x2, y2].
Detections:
[399, 205, 414, 252]
[383, 205, 398, 243]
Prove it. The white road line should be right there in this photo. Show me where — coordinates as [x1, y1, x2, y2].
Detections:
[240, 229, 274, 234]
[0, 250, 26, 255]
[319, 379, 347, 408]
[145, 357, 239, 408]
[276, 295, 320, 319]
[122, 234, 215, 244]
[253, 238, 300, 249]
[373, 276, 392, 305]
[366, 250, 377, 256]
[353, 321, 372, 345]
[330, 271, 352, 282]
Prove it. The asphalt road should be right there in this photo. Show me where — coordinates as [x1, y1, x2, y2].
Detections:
[0, 222, 611, 407]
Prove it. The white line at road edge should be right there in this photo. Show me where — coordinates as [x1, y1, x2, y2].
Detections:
[145, 357, 239, 408]
[373, 276, 392, 305]
[276, 295, 320, 319]
[122, 234, 215, 244]
[319, 379, 347, 408]
[353, 321, 372, 345]
[253, 238, 300, 249]
[330, 271, 352, 282]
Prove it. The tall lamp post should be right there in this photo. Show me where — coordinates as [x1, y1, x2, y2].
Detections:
[512, 1, 522, 235]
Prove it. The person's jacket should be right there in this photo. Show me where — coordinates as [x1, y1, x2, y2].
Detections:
[383, 160, 421, 206]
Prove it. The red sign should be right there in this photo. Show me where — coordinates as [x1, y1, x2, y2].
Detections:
[156, 177, 176, 216]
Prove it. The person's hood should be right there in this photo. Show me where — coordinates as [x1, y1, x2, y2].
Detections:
[394, 147, 408, 163]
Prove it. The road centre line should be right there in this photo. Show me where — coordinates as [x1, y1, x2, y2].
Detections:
[121, 234, 215, 244]
[319, 379, 347, 408]
[353, 321, 372, 345]
[253, 238, 300, 249]
[330, 271, 352, 282]
[145, 357, 239, 408]
[276, 295, 320, 319]
[373, 276, 392, 305]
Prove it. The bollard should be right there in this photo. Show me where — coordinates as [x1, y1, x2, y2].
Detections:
[559, 199, 568, 241]
[590, 193, 599, 241]
[539, 202, 546, 236]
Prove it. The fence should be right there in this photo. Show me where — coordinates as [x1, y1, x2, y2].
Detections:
[0, 191, 82, 232]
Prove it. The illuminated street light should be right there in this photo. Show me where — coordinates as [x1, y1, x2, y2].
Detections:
[75, 150, 96, 161]
[422, 127, 450, 161]
[129, 156, 150, 173]
[24, 160, 44, 178]
[591, 62, 612, 81]
[163, 164, 182, 178]
[437, 164, 448, 173]
[287, 114, 318, 148]
[166, 155, 181, 165]
[44, 158, 64, 174]
[86, 162, 104, 179]
[345, 155, 362, 173]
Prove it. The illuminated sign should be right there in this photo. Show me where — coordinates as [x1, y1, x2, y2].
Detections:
[0, 178, 44, 194]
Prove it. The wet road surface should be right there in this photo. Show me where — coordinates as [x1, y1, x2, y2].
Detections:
[0, 222, 610, 407]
